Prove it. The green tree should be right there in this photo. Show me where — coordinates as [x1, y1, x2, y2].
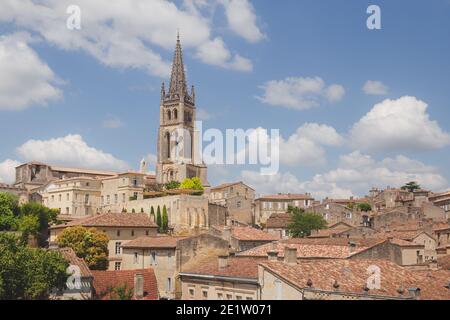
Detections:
[287, 207, 327, 238]
[0, 192, 20, 231]
[356, 202, 372, 212]
[162, 205, 169, 233]
[156, 206, 162, 233]
[165, 181, 180, 190]
[57, 226, 109, 270]
[106, 284, 133, 300]
[20, 202, 59, 246]
[401, 181, 421, 193]
[0, 233, 69, 300]
[179, 177, 204, 191]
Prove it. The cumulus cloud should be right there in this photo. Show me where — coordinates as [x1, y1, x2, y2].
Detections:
[16, 134, 129, 171]
[363, 80, 389, 95]
[0, 33, 62, 111]
[242, 151, 448, 199]
[257, 77, 345, 110]
[280, 123, 344, 166]
[350, 96, 450, 153]
[0, 0, 256, 75]
[0, 159, 21, 184]
[197, 108, 215, 121]
[220, 0, 265, 43]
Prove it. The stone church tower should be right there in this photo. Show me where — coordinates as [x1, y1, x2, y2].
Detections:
[156, 35, 209, 187]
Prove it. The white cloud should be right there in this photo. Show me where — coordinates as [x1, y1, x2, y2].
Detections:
[0, 0, 256, 75]
[196, 37, 252, 71]
[257, 77, 345, 110]
[0, 32, 62, 111]
[242, 151, 448, 199]
[280, 123, 344, 166]
[220, 0, 265, 43]
[363, 80, 389, 95]
[102, 114, 124, 129]
[197, 108, 215, 120]
[16, 134, 129, 171]
[0, 159, 21, 184]
[350, 96, 450, 153]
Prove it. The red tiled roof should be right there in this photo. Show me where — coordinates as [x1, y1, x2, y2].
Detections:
[122, 236, 187, 249]
[91, 269, 158, 300]
[182, 257, 261, 280]
[260, 260, 450, 300]
[437, 255, 450, 270]
[266, 212, 292, 229]
[231, 226, 279, 241]
[389, 238, 423, 247]
[237, 238, 385, 259]
[51, 212, 156, 229]
[210, 181, 255, 191]
[256, 194, 314, 201]
[308, 227, 352, 238]
[54, 248, 92, 278]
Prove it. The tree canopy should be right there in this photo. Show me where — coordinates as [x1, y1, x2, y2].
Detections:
[56, 226, 109, 270]
[287, 206, 327, 238]
[179, 177, 204, 191]
[162, 205, 169, 233]
[0, 233, 69, 300]
[401, 181, 421, 193]
[356, 202, 372, 212]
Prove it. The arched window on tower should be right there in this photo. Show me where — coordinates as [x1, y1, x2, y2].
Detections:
[174, 109, 178, 119]
[167, 110, 172, 121]
[165, 132, 171, 160]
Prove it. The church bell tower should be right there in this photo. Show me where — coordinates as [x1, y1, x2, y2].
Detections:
[156, 34, 209, 187]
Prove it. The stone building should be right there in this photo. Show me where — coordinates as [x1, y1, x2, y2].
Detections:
[258, 255, 450, 300]
[156, 35, 208, 187]
[120, 233, 228, 299]
[179, 255, 261, 300]
[211, 225, 279, 252]
[42, 176, 102, 218]
[310, 202, 362, 227]
[49, 212, 158, 271]
[254, 193, 314, 226]
[208, 182, 255, 225]
[265, 212, 292, 239]
[0, 183, 28, 204]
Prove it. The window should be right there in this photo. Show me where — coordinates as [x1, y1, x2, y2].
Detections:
[167, 278, 172, 292]
[133, 179, 138, 187]
[122, 193, 126, 203]
[114, 194, 118, 204]
[226, 294, 232, 300]
[115, 242, 121, 255]
[236, 295, 242, 300]
[189, 288, 195, 297]
[246, 297, 253, 300]
[85, 194, 89, 204]
[66, 193, 69, 201]
[117, 230, 121, 237]
[237, 201, 241, 208]
[217, 293, 223, 300]
[114, 262, 121, 271]
[145, 230, 149, 236]
[131, 230, 135, 237]
[107, 195, 110, 204]
[51, 195, 54, 202]
[134, 252, 139, 264]
[59, 194, 62, 202]
[202, 291, 208, 299]
[151, 251, 157, 265]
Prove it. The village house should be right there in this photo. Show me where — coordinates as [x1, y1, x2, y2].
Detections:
[254, 193, 314, 226]
[91, 269, 159, 300]
[120, 233, 229, 299]
[179, 255, 261, 300]
[49, 212, 158, 271]
[310, 201, 362, 227]
[211, 225, 279, 252]
[258, 251, 450, 300]
[429, 190, 450, 218]
[208, 182, 255, 225]
[265, 212, 292, 239]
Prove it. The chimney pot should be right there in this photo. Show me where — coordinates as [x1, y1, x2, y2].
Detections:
[218, 254, 229, 269]
[267, 250, 279, 261]
[134, 273, 144, 300]
[284, 246, 297, 265]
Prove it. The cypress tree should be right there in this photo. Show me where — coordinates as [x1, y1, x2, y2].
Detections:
[162, 205, 169, 233]
[156, 206, 162, 233]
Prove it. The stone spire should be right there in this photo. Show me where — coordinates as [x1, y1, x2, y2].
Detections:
[167, 33, 188, 100]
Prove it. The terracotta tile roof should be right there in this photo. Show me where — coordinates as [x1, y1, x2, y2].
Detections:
[260, 260, 450, 300]
[51, 212, 156, 229]
[437, 255, 450, 270]
[231, 226, 279, 241]
[122, 236, 187, 249]
[237, 238, 385, 259]
[256, 193, 314, 201]
[389, 238, 423, 247]
[91, 269, 158, 300]
[54, 248, 92, 278]
[182, 257, 261, 280]
[210, 181, 255, 191]
[266, 212, 292, 229]
[50, 165, 117, 176]
[309, 227, 352, 238]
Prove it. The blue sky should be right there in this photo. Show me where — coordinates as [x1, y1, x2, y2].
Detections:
[1, 0, 450, 198]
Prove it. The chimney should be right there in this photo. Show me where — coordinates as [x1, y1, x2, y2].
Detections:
[267, 250, 279, 261]
[223, 226, 231, 242]
[218, 254, 229, 270]
[134, 273, 144, 300]
[348, 241, 357, 253]
[284, 246, 297, 265]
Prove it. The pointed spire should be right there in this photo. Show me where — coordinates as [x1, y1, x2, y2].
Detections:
[160, 81, 166, 101]
[168, 33, 188, 100]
